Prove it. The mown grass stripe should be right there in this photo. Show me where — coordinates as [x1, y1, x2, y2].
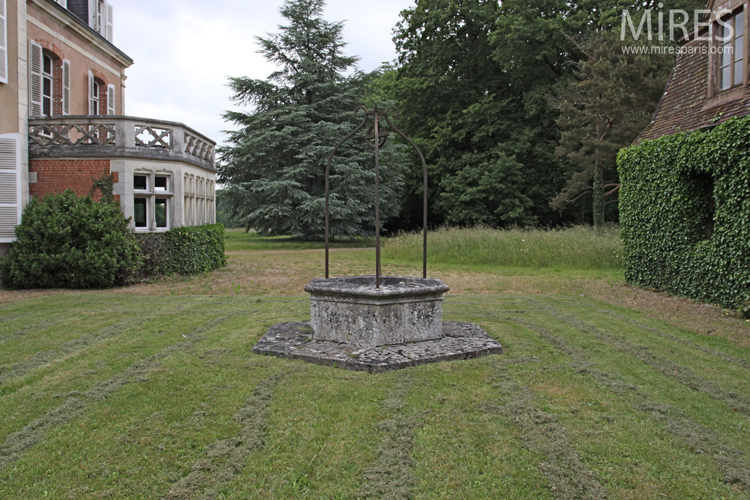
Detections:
[356, 374, 420, 500]
[596, 309, 750, 370]
[165, 371, 285, 499]
[527, 299, 750, 417]
[507, 315, 750, 487]
[0, 315, 231, 471]
[0, 318, 64, 343]
[0, 313, 28, 325]
[484, 359, 609, 500]
[0, 317, 151, 387]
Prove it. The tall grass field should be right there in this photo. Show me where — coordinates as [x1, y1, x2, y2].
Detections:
[383, 225, 623, 270]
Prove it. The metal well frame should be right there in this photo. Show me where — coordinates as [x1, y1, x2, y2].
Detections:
[324, 102, 428, 288]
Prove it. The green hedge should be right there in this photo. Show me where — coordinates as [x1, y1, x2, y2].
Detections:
[617, 117, 750, 316]
[135, 224, 226, 277]
[0, 191, 142, 289]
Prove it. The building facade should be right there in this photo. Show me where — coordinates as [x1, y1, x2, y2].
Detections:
[0, 0, 216, 257]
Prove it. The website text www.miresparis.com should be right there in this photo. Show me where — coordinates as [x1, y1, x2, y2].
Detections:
[620, 4, 737, 55]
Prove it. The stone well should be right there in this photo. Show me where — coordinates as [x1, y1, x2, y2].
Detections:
[305, 276, 450, 347]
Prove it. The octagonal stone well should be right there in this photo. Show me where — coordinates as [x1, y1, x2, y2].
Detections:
[305, 276, 450, 347]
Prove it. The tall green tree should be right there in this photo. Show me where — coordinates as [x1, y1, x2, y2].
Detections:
[548, 0, 706, 225]
[550, 32, 673, 226]
[384, 0, 574, 229]
[219, 0, 406, 239]
[385, 0, 707, 228]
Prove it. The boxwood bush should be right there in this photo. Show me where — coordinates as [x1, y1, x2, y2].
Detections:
[0, 191, 142, 289]
[618, 116, 750, 316]
[135, 224, 226, 277]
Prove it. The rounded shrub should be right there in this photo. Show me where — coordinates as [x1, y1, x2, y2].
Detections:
[0, 190, 142, 289]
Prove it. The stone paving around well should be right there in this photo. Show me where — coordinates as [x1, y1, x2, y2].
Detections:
[253, 321, 503, 373]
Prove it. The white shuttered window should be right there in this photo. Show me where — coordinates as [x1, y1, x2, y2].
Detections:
[88, 0, 96, 29]
[107, 84, 115, 114]
[0, 0, 7, 84]
[29, 40, 43, 116]
[0, 134, 22, 242]
[88, 70, 96, 115]
[105, 2, 113, 42]
[62, 60, 71, 115]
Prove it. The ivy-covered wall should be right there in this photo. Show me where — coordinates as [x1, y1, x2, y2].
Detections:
[618, 117, 750, 316]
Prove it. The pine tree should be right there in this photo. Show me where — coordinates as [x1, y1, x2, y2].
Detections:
[550, 31, 674, 226]
[219, 0, 406, 239]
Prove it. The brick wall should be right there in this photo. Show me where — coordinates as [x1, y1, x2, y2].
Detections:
[29, 159, 120, 202]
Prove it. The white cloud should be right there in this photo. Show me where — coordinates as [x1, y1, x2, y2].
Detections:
[114, 0, 413, 147]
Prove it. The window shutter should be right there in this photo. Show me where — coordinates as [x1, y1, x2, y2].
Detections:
[29, 40, 43, 116]
[88, 69, 95, 115]
[62, 60, 71, 115]
[105, 2, 113, 42]
[0, 0, 7, 84]
[0, 134, 21, 242]
[107, 83, 115, 115]
[88, 0, 96, 30]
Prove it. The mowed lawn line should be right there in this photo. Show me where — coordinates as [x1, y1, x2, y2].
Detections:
[0, 316, 65, 343]
[0, 313, 239, 477]
[3, 330, 292, 498]
[0, 295, 214, 368]
[0, 298, 309, 447]
[561, 295, 750, 369]
[532, 297, 750, 416]
[510, 300, 750, 484]
[0, 300, 310, 498]
[570, 299, 750, 402]
[518, 298, 750, 425]
[0, 313, 209, 438]
[0, 293, 748, 498]
[228, 362, 394, 498]
[444, 298, 744, 498]
[504, 314, 750, 491]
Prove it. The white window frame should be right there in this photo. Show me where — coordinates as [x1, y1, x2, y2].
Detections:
[0, 0, 8, 84]
[718, 8, 746, 91]
[133, 172, 173, 232]
[88, 70, 101, 115]
[0, 134, 22, 243]
[42, 53, 53, 117]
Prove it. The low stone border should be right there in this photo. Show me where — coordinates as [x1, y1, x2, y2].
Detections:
[253, 321, 503, 373]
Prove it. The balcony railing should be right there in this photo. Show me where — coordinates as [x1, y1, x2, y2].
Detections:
[28, 115, 216, 171]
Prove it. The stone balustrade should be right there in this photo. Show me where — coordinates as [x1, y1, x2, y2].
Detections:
[28, 115, 216, 171]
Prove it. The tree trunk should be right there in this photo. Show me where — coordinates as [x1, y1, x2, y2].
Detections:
[593, 162, 605, 227]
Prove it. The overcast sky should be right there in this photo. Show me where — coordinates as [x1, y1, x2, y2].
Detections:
[115, 0, 415, 147]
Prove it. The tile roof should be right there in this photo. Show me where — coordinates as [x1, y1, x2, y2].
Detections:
[638, 39, 750, 141]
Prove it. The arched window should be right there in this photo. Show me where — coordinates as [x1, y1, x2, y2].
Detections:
[28, 40, 69, 117]
[88, 71, 115, 115]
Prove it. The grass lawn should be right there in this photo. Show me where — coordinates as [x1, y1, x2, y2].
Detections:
[1, 228, 749, 499]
